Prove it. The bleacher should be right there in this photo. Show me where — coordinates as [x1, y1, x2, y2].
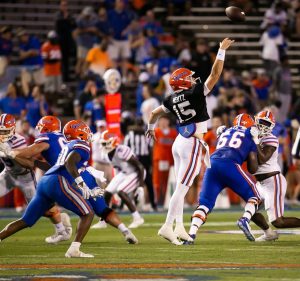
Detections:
[0, 0, 299, 103]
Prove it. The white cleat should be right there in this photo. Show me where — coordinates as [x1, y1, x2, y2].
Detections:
[174, 224, 193, 242]
[128, 217, 144, 229]
[61, 213, 72, 238]
[158, 225, 183, 246]
[65, 248, 94, 258]
[45, 230, 71, 244]
[91, 220, 107, 229]
[123, 230, 138, 244]
[256, 231, 279, 242]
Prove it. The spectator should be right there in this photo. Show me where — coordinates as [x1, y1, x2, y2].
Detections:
[188, 39, 213, 82]
[259, 25, 285, 77]
[41, 31, 62, 98]
[96, 7, 111, 41]
[83, 89, 105, 133]
[142, 9, 164, 47]
[73, 6, 99, 77]
[107, 0, 136, 77]
[0, 26, 13, 76]
[85, 39, 113, 78]
[55, 0, 76, 82]
[136, 71, 150, 116]
[261, 1, 288, 31]
[272, 56, 292, 123]
[152, 116, 177, 205]
[17, 29, 44, 96]
[0, 82, 26, 118]
[140, 84, 160, 125]
[252, 69, 272, 109]
[74, 79, 97, 119]
[92, 119, 114, 183]
[25, 85, 49, 129]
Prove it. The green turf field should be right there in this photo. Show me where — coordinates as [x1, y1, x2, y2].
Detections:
[0, 209, 300, 281]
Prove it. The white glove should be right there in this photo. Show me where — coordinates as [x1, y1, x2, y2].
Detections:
[216, 125, 227, 137]
[0, 142, 15, 159]
[77, 182, 93, 200]
[250, 126, 260, 145]
[91, 186, 105, 198]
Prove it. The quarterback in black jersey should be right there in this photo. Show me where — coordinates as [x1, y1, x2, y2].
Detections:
[146, 38, 234, 245]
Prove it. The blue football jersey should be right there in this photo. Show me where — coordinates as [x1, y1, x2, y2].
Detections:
[46, 140, 90, 184]
[211, 126, 257, 165]
[34, 132, 67, 166]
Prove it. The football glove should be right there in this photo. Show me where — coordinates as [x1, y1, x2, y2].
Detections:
[216, 125, 227, 137]
[250, 126, 260, 145]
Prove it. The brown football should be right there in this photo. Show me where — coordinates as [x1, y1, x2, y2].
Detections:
[225, 6, 246, 22]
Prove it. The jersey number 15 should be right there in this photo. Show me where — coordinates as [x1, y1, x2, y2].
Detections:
[173, 101, 196, 123]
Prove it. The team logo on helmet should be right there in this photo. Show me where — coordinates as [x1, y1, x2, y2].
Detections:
[233, 113, 254, 128]
[63, 120, 92, 142]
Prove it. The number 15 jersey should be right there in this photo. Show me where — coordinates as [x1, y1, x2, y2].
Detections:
[212, 126, 257, 165]
[162, 82, 209, 125]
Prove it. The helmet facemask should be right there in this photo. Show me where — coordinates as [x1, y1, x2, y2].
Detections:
[255, 117, 275, 136]
[0, 126, 15, 143]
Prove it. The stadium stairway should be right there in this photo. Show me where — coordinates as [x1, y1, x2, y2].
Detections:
[155, 2, 300, 94]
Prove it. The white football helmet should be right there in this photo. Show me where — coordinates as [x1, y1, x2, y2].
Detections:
[0, 114, 16, 143]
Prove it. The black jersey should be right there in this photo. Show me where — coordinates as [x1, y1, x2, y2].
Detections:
[162, 82, 209, 125]
[292, 127, 300, 159]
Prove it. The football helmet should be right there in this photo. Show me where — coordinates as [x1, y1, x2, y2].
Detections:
[233, 113, 254, 128]
[0, 114, 16, 142]
[103, 68, 121, 94]
[99, 130, 119, 152]
[63, 120, 92, 142]
[36, 115, 61, 133]
[169, 67, 199, 92]
[255, 110, 275, 135]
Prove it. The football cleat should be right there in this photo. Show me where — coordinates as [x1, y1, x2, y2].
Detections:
[128, 217, 144, 229]
[91, 220, 107, 229]
[65, 248, 94, 258]
[255, 231, 279, 242]
[174, 224, 194, 242]
[45, 230, 71, 244]
[123, 230, 138, 244]
[158, 224, 183, 245]
[237, 217, 255, 241]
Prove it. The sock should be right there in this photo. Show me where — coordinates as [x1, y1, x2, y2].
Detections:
[242, 198, 258, 221]
[70, 241, 81, 250]
[189, 205, 209, 236]
[118, 223, 128, 233]
[132, 211, 141, 220]
[54, 222, 65, 233]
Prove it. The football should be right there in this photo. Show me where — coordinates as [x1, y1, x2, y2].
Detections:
[225, 6, 246, 22]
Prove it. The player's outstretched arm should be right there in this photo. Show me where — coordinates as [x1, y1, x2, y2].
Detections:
[205, 38, 235, 94]
[13, 142, 49, 158]
[146, 105, 166, 140]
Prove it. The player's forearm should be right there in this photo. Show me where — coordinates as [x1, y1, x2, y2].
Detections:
[33, 159, 51, 171]
[210, 54, 225, 81]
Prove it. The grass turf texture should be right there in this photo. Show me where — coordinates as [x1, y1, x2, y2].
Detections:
[0, 210, 300, 281]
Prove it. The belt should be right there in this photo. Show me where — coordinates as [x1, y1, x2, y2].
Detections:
[255, 171, 280, 181]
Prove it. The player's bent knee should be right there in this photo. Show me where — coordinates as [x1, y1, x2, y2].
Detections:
[100, 207, 114, 221]
[44, 206, 60, 218]
[271, 217, 285, 228]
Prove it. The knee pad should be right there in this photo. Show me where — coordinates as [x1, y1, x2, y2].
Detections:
[191, 205, 208, 223]
[100, 207, 114, 221]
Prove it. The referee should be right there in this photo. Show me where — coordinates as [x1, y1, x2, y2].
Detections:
[124, 118, 157, 211]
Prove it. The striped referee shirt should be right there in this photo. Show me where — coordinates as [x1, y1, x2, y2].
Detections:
[292, 127, 300, 159]
[124, 130, 152, 157]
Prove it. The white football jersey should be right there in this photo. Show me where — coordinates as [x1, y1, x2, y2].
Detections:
[0, 133, 30, 175]
[108, 144, 136, 174]
[92, 132, 110, 164]
[255, 133, 281, 175]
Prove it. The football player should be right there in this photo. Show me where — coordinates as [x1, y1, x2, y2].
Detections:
[146, 38, 234, 245]
[187, 113, 261, 243]
[0, 120, 97, 257]
[4, 116, 137, 244]
[250, 110, 300, 241]
[92, 130, 145, 229]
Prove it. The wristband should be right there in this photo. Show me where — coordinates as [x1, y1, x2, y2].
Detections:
[148, 123, 155, 130]
[74, 176, 84, 185]
[216, 49, 226, 61]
